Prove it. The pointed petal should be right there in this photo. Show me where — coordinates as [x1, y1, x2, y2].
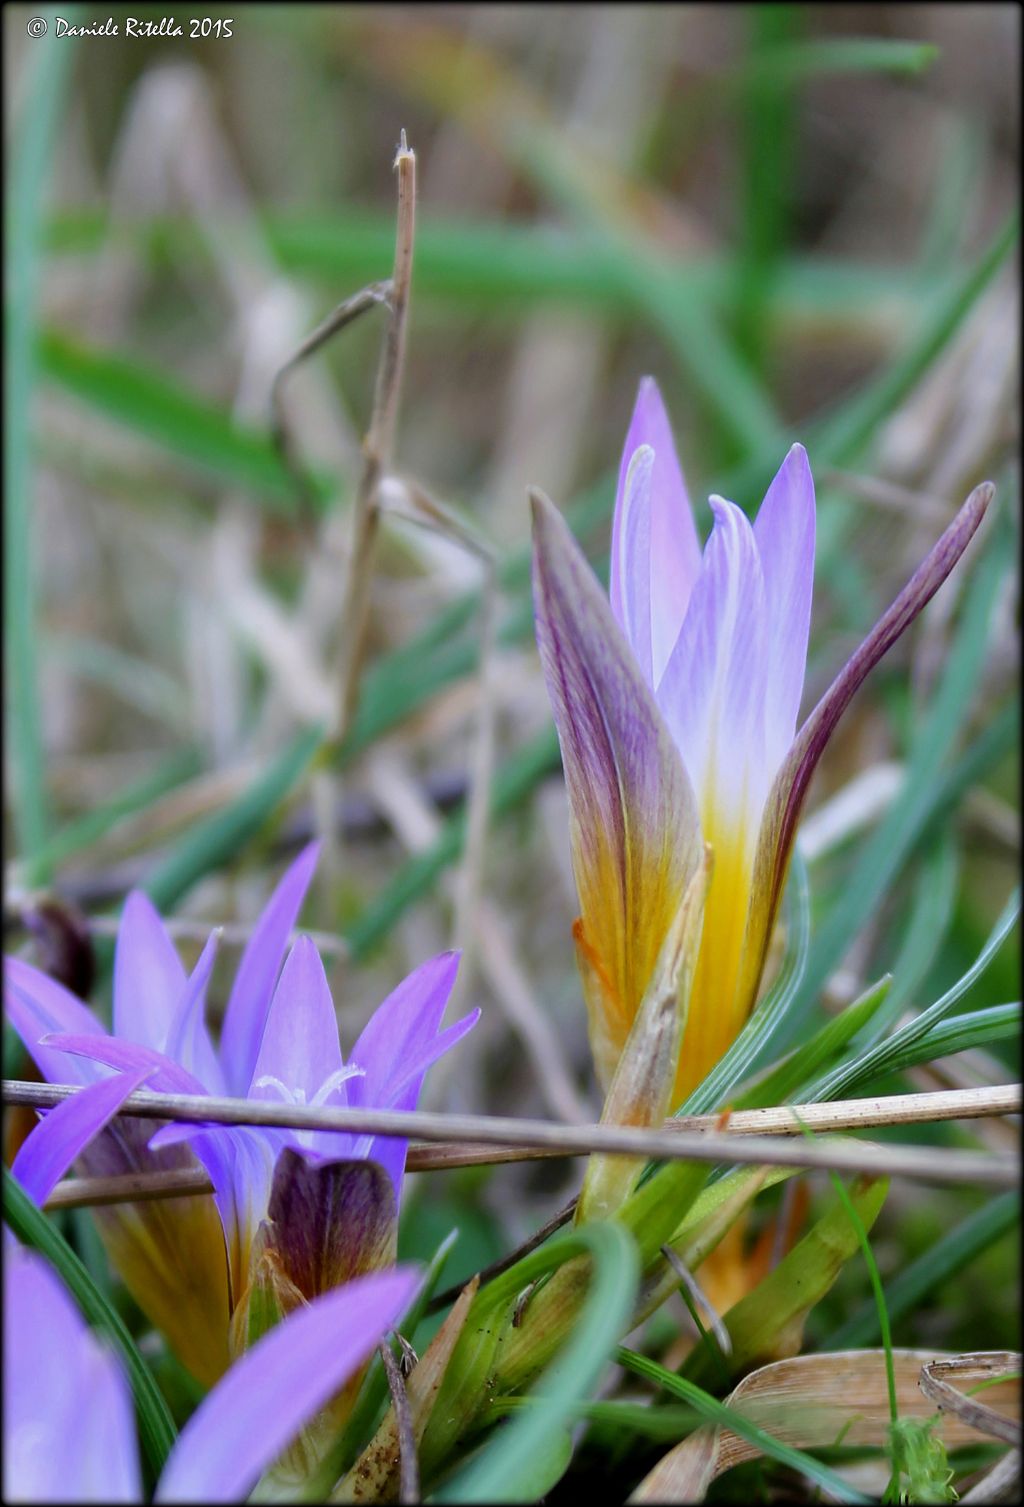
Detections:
[341, 953, 468, 1192]
[4, 1246, 141, 1503]
[743, 480, 995, 1010]
[753, 443, 816, 774]
[531, 487, 703, 1087]
[611, 377, 702, 685]
[3, 957, 107, 1086]
[218, 841, 321, 1095]
[610, 445, 656, 684]
[156, 1267, 420, 1504]
[346, 952, 461, 1106]
[250, 936, 343, 1103]
[113, 889, 188, 1053]
[658, 494, 770, 830]
[12, 1067, 154, 1206]
[164, 930, 224, 1093]
[350, 1005, 480, 1193]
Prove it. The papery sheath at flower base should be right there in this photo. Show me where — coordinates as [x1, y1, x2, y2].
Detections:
[532, 376, 993, 1113]
[3, 1233, 419, 1505]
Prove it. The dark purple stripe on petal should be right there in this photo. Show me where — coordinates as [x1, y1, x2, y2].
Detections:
[754, 480, 994, 943]
[267, 1151, 397, 1303]
[531, 488, 702, 1072]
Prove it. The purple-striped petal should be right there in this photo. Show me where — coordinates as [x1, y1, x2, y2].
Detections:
[4, 1244, 141, 1503]
[3, 957, 107, 1086]
[249, 935, 344, 1104]
[266, 1152, 397, 1302]
[113, 889, 188, 1053]
[657, 495, 770, 829]
[218, 841, 321, 1095]
[610, 377, 702, 687]
[745, 480, 995, 996]
[156, 1267, 420, 1503]
[12, 1068, 154, 1207]
[532, 487, 703, 1087]
[753, 443, 816, 775]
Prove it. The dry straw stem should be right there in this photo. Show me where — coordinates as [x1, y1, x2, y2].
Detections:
[334, 131, 417, 740]
[7, 1082, 1018, 1210]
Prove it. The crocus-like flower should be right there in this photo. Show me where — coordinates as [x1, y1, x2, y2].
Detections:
[3, 1235, 419, 1504]
[532, 377, 992, 1105]
[4, 843, 477, 1384]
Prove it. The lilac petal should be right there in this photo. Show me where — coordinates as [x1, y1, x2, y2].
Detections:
[345, 952, 461, 1107]
[249, 935, 343, 1103]
[348, 1005, 480, 1193]
[532, 487, 703, 1085]
[218, 841, 321, 1095]
[41, 1032, 209, 1095]
[156, 1267, 420, 1503]
[3, 958, 107, 1086]
[753, 443, 816, 776]
[658, 495, 770, 826]
[610, 377, 703, 686]
[610, 444, 656, 684]
[4, 1245, 141, 1503]
[113, 889, 188, 1053]
[747, 480, 994, 986]
[12, 1067, 154, 1206]
[164, 930, 224, 1093]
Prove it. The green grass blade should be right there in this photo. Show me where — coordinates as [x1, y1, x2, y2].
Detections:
[5, 12, 79, 859]
[344, 727, 560, 961]
[437, 1223, 639, 1503]
[143, 726, 323, 911]
[19, 749, 201, 889]
[38, 329, 329, 512]
[4, 1168, 177, 1478]
[809, 888, 1019, 1101]
[740, 975, 892, 1108]
[878, 1003, 1019, 1071]
[824, 1192, 1020, 1349]
[814, 211, 1018, 466]
[616, 1347, 871, 1503]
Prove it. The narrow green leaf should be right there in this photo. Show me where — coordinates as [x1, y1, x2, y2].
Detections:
[143, 726, 323, 911]
[5, 12, 78, 859]
[344, 727, 560, 961]
[809, 888, 1019, 1100]
[437, 1223, 640, 1503]
[815, 212, 1018, 466]
[38, 328, 330, 512]
[3, 1168, 177, 1478]
[824, 1193, 1020, 1349]
[19, 749, 201, 889]
[740, 975, 892, 1109]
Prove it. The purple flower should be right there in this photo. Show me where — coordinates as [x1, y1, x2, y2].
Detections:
[532, 376, 992, 1107]
[3, 1237, 418, 1504]
[4, 842, 478, 1380]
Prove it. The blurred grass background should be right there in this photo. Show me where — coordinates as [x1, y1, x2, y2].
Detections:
[4, 1, 1019, 1362]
